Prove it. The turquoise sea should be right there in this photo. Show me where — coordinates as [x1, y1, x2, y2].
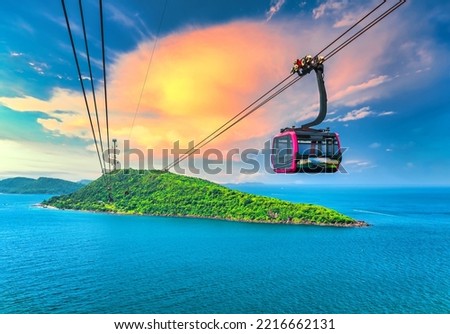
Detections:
[0, 186, 449, 314]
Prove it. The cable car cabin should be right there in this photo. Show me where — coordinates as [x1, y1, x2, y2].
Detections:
[272, 128, 342, 173]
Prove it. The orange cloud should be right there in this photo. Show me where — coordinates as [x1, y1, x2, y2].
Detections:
[107, 21, 295, 150]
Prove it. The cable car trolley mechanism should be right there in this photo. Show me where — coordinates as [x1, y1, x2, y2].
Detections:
[272, 55, 342, 174]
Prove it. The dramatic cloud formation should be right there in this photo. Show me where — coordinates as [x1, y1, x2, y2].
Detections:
[0, 14, 402, 167]
[107, 20, 296, 152]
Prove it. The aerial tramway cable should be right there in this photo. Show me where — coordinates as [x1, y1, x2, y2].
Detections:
[324, 0, 406, 60]
[62, 0, 168, 197]
[62, 0, 115, 200]
[129, 0, 169, 141]
[99, 0, 111, 174]
[163, 73, 296, 169]
[62, 0, 405, 176]
[165, 0, 406, 170]
[61, 0, 104, 175]
[98, 0, 115, 201]
[314, 0, 387, 57]
[164, 74, 302, 170]
[78, 0, 105, 172]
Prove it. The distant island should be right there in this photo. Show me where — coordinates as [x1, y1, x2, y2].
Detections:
[43, 169, 366, 227]
[0, 177, 85, 194]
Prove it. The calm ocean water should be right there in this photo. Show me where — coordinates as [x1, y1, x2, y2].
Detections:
[0, 186, 449, 314]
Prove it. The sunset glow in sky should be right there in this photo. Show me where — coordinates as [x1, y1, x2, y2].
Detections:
[1, 0, 449, 185]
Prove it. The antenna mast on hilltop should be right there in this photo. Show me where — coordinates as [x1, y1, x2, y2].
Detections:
[112, 139, 117, 171]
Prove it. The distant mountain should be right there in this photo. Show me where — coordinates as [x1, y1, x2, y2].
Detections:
[0, 177, 84, 194]
[43, 169, 366, 226]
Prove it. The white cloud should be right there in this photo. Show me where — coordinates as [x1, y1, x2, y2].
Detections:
[339, 106, 373, 121]
[28, 61, 49, 75]
[107, 4, 135, 27]
[378, 111, 395, 116]
[333, 11, 360, 28]
[266, 0, 286, 21]
[313, 0, 347, 19]
[44, 12, 82, 37]
[10, 51, 23, 57]
[331, 75, 391, 102]
[369, 142, 381, 149]
[417, 48, 433, 64]
[401, 42, 433, 67]
[17, 19, 35, 35]
[78, 51, 104, 70]
[105, 2, 150, 39]
[326, 106, 372, 122]
[399, 42, 435, 74]
[326, 106, 396, 123]
[0, 88, 88, 137]
[344, 159, 376, 171]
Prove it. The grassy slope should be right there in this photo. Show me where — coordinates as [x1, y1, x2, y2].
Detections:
[43, 169, 363, 226]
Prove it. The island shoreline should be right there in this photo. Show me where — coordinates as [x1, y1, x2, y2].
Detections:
[39, 203, 369, 227]
[41, 169, 369, 228]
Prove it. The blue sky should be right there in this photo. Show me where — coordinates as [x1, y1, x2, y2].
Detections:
[0, 0, 449, 185]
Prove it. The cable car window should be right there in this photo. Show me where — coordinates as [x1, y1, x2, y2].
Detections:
[326, 139, 330, 156]
[333, 139, 340, 156]
[273, 135, 293, 168]
[298, 140, 310, 157]
[315, 141, 323, 157]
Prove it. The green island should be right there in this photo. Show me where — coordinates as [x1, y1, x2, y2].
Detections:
[0, 176, 84, 194]
[42, 169, 367, 227]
